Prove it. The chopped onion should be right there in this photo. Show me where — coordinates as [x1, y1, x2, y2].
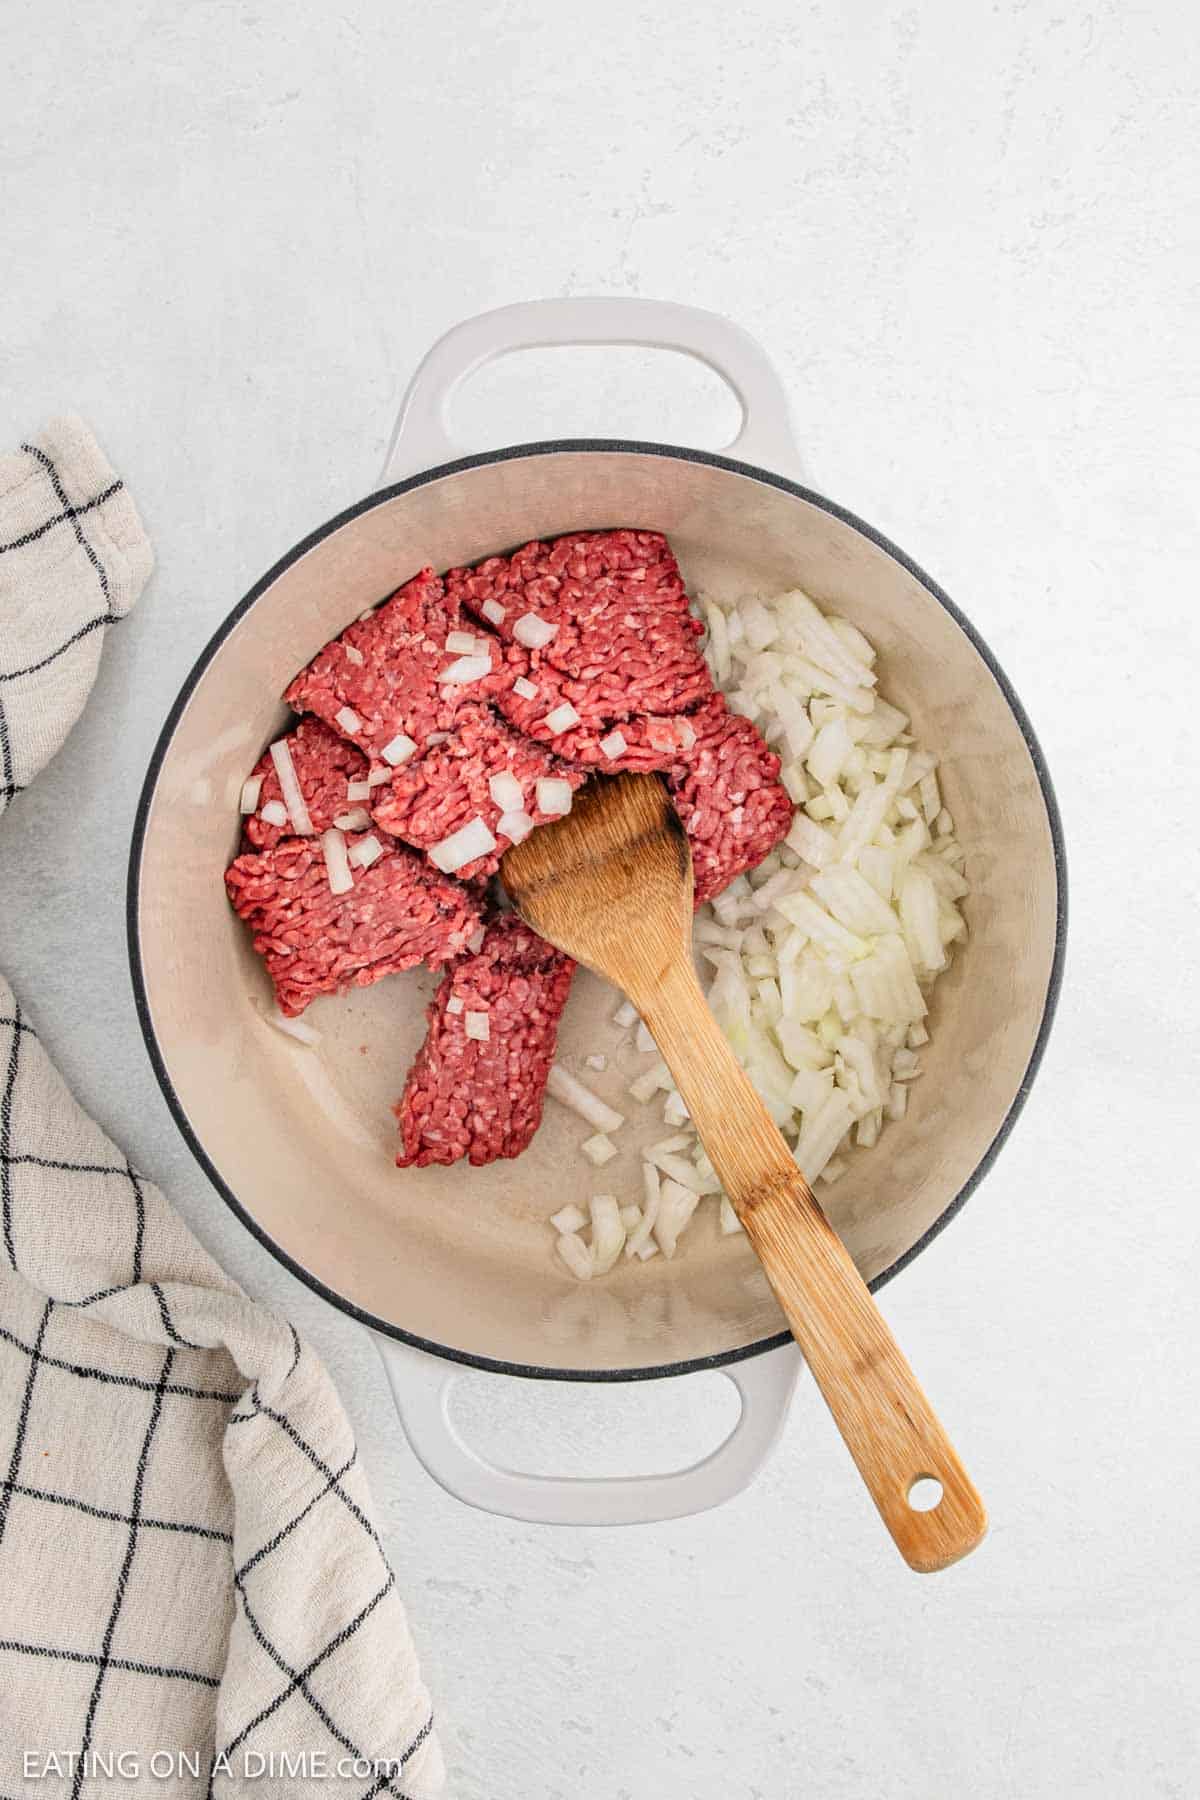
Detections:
[598, 729, 628, 759]
[543, 702, 581, 736]
[446, 996, 464, 1014]
[536, 778, 573, 816]
[429, 816, 497, 874]
[343, 643, 365, 665]
[654, 1179, 700, 1258]
[513, 675, 538, 700]
[335, 705, 363, 736]
[613, 999, 638, 1028]
[582, 1133, 617, 1166]
[546, 1064, 624, 1134]
[347, 834, 384, 870]
[635, 1021, 656, 1054]
[427, 731, 450, 744]
[556, 1234, 593, 1280]
[438, 653, 491, 685]
[626, 1165, 661, 1257]
[585, 1052, 608, 1072]
[629, 1061, 671, 1103]
[663, 1089, 689, 1127]
[445, 630, 480, 653]
[514, 612, 558, 649]
[466, 926, 486, 953]
[320, 828, 354, 896]
[333, 809, 371, 832]
[264, 1006, 321, 1047]
[465, 1011, 490, 1041]
[620, 1203, 642, 1232]
[367, 766, 392, 786]
[488, 771, 525, 812]
[719, 1196, 743, 1235]
[551, 1203, 588, 1234]
[240, 775, 263, 814]
[380, 733, 417, 766]
[269, 739, 315, 835]
[346, 779, 372, 803]
[589, 1193, 625, 1273]
[481, 598, 506, 626]
[497, 808, 535, 844]
[259, 799, 288, 828]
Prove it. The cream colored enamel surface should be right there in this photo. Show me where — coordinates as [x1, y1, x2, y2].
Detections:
[134, 451, 1059, 1373]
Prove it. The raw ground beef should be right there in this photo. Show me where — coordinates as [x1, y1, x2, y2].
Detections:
[449, 530, 715, 720]
[284, 567, 517, 762]
[665, 694, 794, 902]
[370, 703, 586, 880]
[225, 834, 482, 1016]
[243, 717, 372, 851]
[394, 915, 575, 1167]
[497, 675, 696, 772]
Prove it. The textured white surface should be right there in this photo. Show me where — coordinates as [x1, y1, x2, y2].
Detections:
[2, 2, 1198, 1795]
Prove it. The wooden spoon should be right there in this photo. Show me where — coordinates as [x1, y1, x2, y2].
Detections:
[501, 772, 986, 1571]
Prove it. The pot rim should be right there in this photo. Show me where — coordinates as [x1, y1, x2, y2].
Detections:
[126, 438, 1068, 1382]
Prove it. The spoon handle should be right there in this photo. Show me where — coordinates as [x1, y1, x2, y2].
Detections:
[637, 955, 987, 1572]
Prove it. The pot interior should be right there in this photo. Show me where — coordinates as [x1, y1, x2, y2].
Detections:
[133, 447, 1060, 1375]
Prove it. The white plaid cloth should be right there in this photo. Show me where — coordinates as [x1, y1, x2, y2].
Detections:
[0, 420, 443, 1798]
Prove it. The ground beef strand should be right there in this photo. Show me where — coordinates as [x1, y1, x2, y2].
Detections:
[394, 915, 575, 1167]
[225, 835, 482, 1016]
[666, 694, 794, 902]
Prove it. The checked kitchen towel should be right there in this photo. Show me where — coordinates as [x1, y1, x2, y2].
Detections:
[0, 420, 443, 1797]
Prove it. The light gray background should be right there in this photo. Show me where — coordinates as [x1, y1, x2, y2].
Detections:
[3, 2, 1197, 1796]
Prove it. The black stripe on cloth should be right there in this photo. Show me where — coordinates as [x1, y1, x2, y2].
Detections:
[0, 1638, 219, 1689]
[0, 1000, 21, 1267]
[351, 1712, 435, 1800]
[233, 1577, 415, 1800]
[235, 1448, 356, 1581]
[20, 443, 113, 617]
[0, 480, 122, 556]
[151, 1281, 205, 1349]
[213, 1572, 396, 1771]
[70, 1348, 176, 1800]
[0, 1322, 239, 1404]
[0, 1017, 37, 1036]
[0, 1151, 141, 1177]
[129, 1163, 146, 1286]
[0, 692, 18, 801]
[0, 1300, 53, 1547]
[0, 1478, 233, 1543]
[251, 1399, 385, 1558]
[0, 612, 113, 684]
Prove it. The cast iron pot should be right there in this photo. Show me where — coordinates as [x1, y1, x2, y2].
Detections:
[129, 299, 1065, 1526]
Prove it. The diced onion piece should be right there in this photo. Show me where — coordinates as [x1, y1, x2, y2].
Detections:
[333, 809, 371, 832]
[635, 1021, 655, 1054]
[343, 643, 364, 665]
[429, 816, 497, 873]
[620, 1204, 642, 1232]
[719, 1196, 744, 1235]
[466, 926, 486, 953]
[793, 1090, 853, 1182]
[546, 1064, 624, 1133]
[269, 738, 315, 835]
[497, 809, 535, 844]
[676, 718, 697, 752]
[582, 1132, 617, 1167]
[589, 1193, 625, 1272]
[654, 1179, 700, 1258]
[264, 1006, 321, 1047]
[481, 598, 506, 626]
[819, 1157, 847, 1184]
[438, 653, 491, 685]
[446, 996, 464, 1014]
[811, 865, 900, 937]
[346, 779, 372, 803]
[380, 733, 417, 766]
[367, 766, 392, 786]
[598, 729, 628, 759]
[536, 778, 573, 816]
[642, 1149, 720, 1194]
[427, 731, 450, 744]
[259, 799, 288, 827]
[240, 776, 263, 814]
[898, 867, 947, 973]
[543, 702, 581, 736]
[663, 1089, 689, 1127]
[320, 828, 354, 896]
[786, 814, 836, 867]
[556, 1234, 593, 1281]
[335, 706, 363, 736]
[347, 834, 384, 870]
[585, 1052, 608, 1072]
[513, 675, 538, 700]
[445, 630, 479, 653]
[626, 1164, 661, 1257]
[907, 1021, 929, 1048]
[551, 1203, 588, 1235]
[488, 771, 525, 812]
[465, 1011, 490, 1042]
[613, 999, 638, 1028]
[514, 612, 558, 649]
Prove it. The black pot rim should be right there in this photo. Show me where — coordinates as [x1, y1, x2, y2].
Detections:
[127, 437, 1068, 1383]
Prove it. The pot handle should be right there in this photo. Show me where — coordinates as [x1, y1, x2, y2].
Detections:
[374, 1334, 802, 1526]
[379, 298, 803, 485]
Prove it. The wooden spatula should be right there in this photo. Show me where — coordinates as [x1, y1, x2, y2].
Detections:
[501, 771, 986, 1571]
